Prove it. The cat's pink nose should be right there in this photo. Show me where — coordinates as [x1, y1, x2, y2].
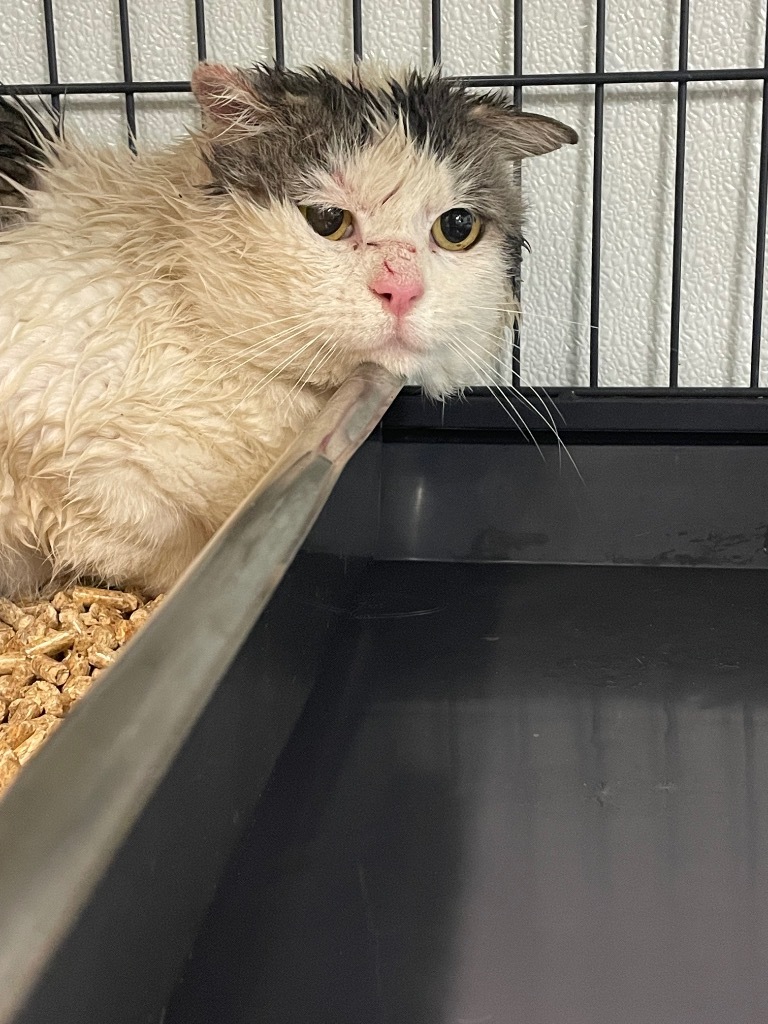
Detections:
[370, 272, 424, 318]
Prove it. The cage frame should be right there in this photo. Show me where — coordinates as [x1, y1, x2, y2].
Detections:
[4, 0, 768, 436]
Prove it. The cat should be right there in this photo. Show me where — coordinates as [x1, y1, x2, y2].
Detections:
[0, 62, 576, 598]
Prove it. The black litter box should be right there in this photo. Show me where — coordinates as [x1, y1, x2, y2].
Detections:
[2, 368, 768, 1024]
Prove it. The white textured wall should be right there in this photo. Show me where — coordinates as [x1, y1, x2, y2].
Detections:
[3, 0, 767, 386]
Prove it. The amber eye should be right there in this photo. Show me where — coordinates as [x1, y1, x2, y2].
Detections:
[301, 205, 353, 240]
[431, 208, 482, 251]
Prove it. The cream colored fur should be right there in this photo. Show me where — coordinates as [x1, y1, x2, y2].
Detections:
[0, 75, 516, 598]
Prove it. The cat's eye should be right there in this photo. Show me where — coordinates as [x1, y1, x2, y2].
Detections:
[431, 208, 482, 251]
[301, 205, 353, 241]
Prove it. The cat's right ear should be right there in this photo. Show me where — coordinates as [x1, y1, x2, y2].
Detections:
[191, 62, 267, 129]
[469, 98, 578, 159]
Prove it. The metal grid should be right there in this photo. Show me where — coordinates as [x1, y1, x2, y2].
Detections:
[3, 0, 768, 414]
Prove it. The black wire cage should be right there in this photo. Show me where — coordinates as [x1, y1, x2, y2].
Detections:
[5, 0, 768, 437]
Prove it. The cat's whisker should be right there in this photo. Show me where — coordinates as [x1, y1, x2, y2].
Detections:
[505, 377, 583, 483]
[447, 337, 544, 459]
[169, 323, 313, 394]
[461, 319, 574, 437]
[283, 338, 340, 419]
[154, 320, 315, 413]
[457, 304, 590, 354]
[156, 313, 313, 380]
[131, 321, 317, 443]
[139, 312, 313, 385]
[452, 326, 583, 482]
[472, 306, 597, 333]
[451, 322, 564, 434]
[514, 367, 568, 426]
[224, 333, 326, 422]
[282, 336, 335, 415]
[195, 313, 311, 361]
[451, 332, 584, 482]
[515, 376, 568, 437]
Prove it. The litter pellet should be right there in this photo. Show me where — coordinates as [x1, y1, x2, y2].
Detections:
[0, 746, 21, 788]
[62, 649, 90, 677]
[21, 603, 59, 628]
[0, 653, 24, 676]
[86, 645, 117, 670]
[9, 697, 42, 723]
[0, 598, 28, 629]
[0, 586, 164, 796]
[62, 674, 94, 700]
[71, 586, 140, 614]
[30, 654, 69, 686]
[8, 663, 36, 689]
[16, 725, 57, 766]
[5, 720, 34, 750]
[24, 630, 78, 659]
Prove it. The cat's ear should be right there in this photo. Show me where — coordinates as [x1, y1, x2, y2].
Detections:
[191, 62, 268, 128]
[469, 99, 577, 159]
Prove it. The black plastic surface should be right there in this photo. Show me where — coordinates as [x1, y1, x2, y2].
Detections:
[376, 443, 768, 565]
[10, 553, 363, 1024]
[384, 387, 768, 434]
[308, 440, 768, 567]
[166, 560, 768, 1024]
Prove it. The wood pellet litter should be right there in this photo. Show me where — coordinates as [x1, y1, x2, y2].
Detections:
[0, 586, 164, 797]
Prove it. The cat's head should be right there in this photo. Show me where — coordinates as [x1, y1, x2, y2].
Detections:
[188, 61, 576, 397]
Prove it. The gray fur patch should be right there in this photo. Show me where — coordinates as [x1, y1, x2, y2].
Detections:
[194, 65, 577, 246]
[0, 94, 55, 229]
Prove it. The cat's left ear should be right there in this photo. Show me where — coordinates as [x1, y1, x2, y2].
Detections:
[191, 62, 268, 128]
[469, 99, 578, 159]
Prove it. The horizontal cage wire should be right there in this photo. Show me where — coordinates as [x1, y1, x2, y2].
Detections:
[2, 0, 768, 402]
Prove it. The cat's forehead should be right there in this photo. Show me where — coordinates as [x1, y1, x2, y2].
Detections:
[306, 130, 462, 225]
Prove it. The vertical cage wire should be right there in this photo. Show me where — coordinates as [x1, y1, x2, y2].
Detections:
[194, 0, 207, 61]
[668, 0, 690, 388]
[513, 0, 523, 109]
[431, 0, 442, 66]
[750, 1, 768, 387]
[116, 0, 137, 146]
[511, 0, 523, 389]
[589, 0, 606, 387]
[273, 0, 285, 67]
[41, 0, 60, 114]
[352, 0, 363, 61]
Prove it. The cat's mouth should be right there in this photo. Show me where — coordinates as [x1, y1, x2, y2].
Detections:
[374, 324, 428, 356]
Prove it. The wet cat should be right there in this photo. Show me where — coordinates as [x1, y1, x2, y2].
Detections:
[0, 62, 576, 597]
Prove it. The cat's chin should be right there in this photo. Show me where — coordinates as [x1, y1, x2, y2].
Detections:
[367, 349, 421, 378]
[352, 331, 429, 377]
[373, 329, 428, 357]
[365, 351, 459, 401]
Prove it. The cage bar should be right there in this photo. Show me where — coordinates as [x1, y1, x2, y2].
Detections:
[431, 0, 442, 66]
[462, 68, 768, 87]
[669, 0, 690, 388]
[589, 0, 606, 387]
[750, 3, 768, 387]
[352, 0, 363, 61]
[273, 0, 285, 68]
[510, 0, 523, 388]
[5, 66, 768, 99]
[513, 0, 523, 111]
[194, 0, 207, 61]
[41, 0, 60, 114]
[116, 0, 136, 146]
